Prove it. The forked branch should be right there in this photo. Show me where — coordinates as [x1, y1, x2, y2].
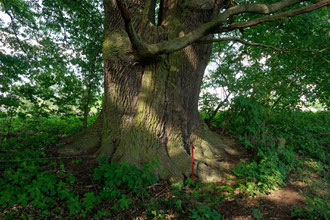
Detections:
[115, 0, 149, 53]
[218, 0, 329, 33]
[115, 0, 329, 57]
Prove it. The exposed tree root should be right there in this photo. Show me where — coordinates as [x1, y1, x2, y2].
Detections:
[59, 116, 102, 155]
[58, 119, 246, 183]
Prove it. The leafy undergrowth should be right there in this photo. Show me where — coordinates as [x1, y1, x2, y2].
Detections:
[1, 112, 329, 219]
[0, 116, 229, 219]
[290, 158, 330, 219]
[206, 99, 329, 219]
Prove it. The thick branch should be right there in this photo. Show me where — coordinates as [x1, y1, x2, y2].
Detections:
[138, 0, 152, 34]
[115, 0, 328, 57]
[144, 0, 306, 56]
[197, 37, 328, 53]
[219, 0, 329, 33]
[115, 0, 149, 54]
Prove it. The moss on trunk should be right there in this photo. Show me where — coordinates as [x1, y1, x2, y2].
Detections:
[60, 0, 232, 182]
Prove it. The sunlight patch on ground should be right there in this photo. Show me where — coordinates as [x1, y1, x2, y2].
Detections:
[259, 188, 306, 206]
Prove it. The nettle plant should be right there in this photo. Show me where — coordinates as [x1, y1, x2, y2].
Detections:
[92, 157, 158, 212]
[0, 160, 76, 217]
[0, 155, 159, 218]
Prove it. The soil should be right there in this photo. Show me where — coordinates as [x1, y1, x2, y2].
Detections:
[216, 185, 307, 220]
[213, 135, 308, 220]
[54, 134, 317, 219]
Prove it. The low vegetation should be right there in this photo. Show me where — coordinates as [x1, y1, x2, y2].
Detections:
[1, 109, 328, 219]
[1, 0, 329, 219]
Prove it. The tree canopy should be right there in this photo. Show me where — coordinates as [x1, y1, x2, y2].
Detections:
[0, 0, 329, 218]
[1, 0, 328, 119]
[0, 0, 104, 124]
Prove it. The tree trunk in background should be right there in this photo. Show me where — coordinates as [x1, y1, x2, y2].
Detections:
[62, 0, 229, 182]
[82, 85, 91, 129]
[82, 49, 99, 129]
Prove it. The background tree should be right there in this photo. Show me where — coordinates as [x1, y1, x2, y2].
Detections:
[200, 2, 329, 129]
[0, 0, 104, 127]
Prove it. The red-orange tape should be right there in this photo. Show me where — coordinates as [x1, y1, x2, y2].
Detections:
[191, 144, 194, 180]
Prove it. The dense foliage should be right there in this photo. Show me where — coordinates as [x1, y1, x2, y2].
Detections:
[1, 0, 329, 219]
[0, 113, 329, 218]
[0, 0, 103, 127]
[200, 2, 330, 218]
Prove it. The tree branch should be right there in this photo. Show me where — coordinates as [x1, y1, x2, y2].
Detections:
[208, 91, 232, 124]
[115, 0, 149, 54]
[115, 0, 328, 57]
[143, 0, 308, 56]
[56, 2, 68, 42]
[5, 11, 28, 54]
[218, 0, 329, 33]
[197, 37, 328, 53]
[138, 0, 152, 34]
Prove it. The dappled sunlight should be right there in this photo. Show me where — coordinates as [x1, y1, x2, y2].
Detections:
[259, 188, 306, 206]
[214, 184, 308, 219]
[184, 45, 198, 71]
[1, 0, 329, 218]
[190, 125, 255, 183]
[289, 180, 308, 188]
[223, 146, 241, 156]
[217, 161, 235, 169]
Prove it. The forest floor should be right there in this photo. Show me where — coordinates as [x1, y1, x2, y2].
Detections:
[215, 177, 307, 220]
[1, 117, 328, 219]
[212, 136, 312, 220]
[58, 135, 327, 220]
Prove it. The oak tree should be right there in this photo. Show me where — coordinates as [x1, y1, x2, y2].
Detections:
[48, 0, 330, 181]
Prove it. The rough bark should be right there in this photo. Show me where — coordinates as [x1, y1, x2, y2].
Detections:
[60, 0, 329, 182]
[60, 0, 232, 182]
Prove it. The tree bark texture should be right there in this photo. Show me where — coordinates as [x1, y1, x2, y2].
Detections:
[62, 0, 234, 182]
[59, 0, 330, 182]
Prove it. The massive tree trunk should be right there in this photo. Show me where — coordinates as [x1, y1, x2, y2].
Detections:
[61, 0, 230, 182]
[59, 0, 328, 182]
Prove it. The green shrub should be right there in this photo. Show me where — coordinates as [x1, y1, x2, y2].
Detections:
[190, 205, 227, 220]
[0, 116, 158, 218]
[268, 111, 329, 162]
[0, 161, 76, 217]
[291, 195, 330, 219]
[93, 157, 157, 197]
